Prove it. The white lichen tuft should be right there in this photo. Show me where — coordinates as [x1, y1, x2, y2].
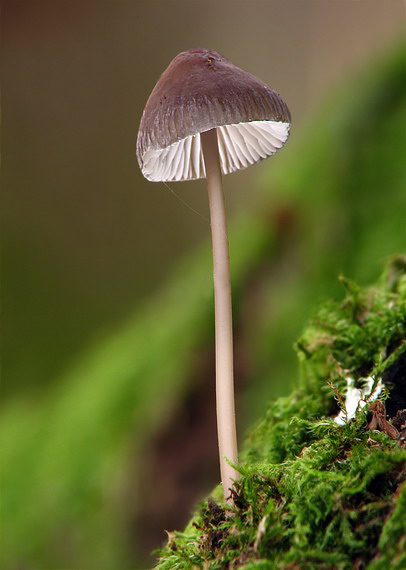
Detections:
[334, 376, 384, 425]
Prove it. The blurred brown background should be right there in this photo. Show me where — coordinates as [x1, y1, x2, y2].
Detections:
[3, 0, 404, 399]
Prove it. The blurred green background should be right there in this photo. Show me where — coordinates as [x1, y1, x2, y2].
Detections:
[2, 1, 405, 569]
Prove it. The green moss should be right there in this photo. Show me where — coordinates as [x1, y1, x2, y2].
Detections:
[156, 258, 406, 569]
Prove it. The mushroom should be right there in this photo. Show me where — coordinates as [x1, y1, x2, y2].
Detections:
[136, 49, 291, 504]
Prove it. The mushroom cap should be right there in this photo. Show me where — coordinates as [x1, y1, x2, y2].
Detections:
[136, 49, 291, 182]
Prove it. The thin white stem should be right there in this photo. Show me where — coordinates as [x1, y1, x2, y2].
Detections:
[201, 128, 239, 504]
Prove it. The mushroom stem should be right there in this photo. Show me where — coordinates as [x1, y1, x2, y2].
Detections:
[201, 128, 239, 504]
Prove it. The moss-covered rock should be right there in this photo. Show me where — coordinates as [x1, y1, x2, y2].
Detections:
[157, 258, 406, 569]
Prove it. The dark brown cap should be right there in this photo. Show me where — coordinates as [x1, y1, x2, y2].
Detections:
[137, 49, 291, 182]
